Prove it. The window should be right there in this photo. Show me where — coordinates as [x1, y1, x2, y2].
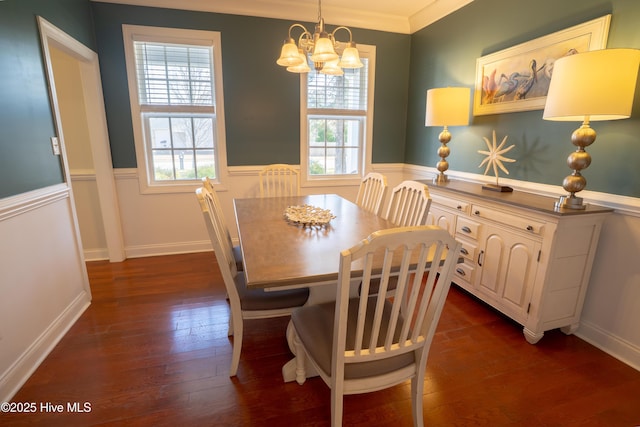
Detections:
[301, 45, 375, 187]
[123, 25, 227, 193]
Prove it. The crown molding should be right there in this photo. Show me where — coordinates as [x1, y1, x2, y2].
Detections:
[90, 0, 470, 34]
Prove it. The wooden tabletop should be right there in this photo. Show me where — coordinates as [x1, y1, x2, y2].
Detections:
[234, 194, 395, 289]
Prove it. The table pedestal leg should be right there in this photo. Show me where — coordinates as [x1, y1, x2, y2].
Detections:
[282, 321, 318, 383]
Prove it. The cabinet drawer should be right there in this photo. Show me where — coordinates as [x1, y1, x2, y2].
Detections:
[454, 261, 475, 284]
[458, 239, 477, 262]
[431, 194, 469, 214]
[471, 205, 545, 235]
[456, 217, 481, 240]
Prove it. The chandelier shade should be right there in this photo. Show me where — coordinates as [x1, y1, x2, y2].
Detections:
[276, 0, 363, 74]
[286, 49, 312, 73]
[276, 39, 304, 67]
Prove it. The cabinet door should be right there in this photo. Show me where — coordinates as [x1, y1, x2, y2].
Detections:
[427, 206, 456, 235]
[477, 224, 540, 321]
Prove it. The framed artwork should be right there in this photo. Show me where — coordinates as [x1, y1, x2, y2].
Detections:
[473, 15, 611, 116]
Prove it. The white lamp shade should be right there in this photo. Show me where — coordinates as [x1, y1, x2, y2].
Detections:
[338, 46, 363, 68]
[287, 49, 311, 73]
[311, 36, 338, 62]
[320, 59, 344, 76]
[277, 40, 304, 67]
[425, 87, 470, 126]
[543, 48, 640, 121]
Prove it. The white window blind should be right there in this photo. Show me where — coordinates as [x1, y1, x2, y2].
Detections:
[134, 42, 214, 107]
[307, 59, 368, 112]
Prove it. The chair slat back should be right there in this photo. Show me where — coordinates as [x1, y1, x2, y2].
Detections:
[334, 226, 461, 367]
[259, 164, 300, 197]
[355, 172, 387, 215]
[384, 180, 431, 226]
[196, 187, 238, 281]
[202, 177, 236, 258]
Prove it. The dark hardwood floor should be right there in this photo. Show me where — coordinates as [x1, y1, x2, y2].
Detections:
[3, 252, 640, 426]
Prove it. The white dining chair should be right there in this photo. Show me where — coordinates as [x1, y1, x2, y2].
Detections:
[196, 186, 309, 376]
[202, 177, 243, 272]
[384, 180, 431, 226]
[291, 226, 462, 427]
[259, 164, 300, 197]
[355, 172, 387, 216]
[363, 180, 432, 298]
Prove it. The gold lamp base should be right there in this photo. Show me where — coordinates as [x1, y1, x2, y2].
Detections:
[555, 195, 586, 210]
[433, 127, 451, 184]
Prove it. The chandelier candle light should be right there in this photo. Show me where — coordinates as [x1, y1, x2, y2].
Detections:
[276, 0, 363, 75]
[425, 87, 471, 183]
[543, 48, 640, 210]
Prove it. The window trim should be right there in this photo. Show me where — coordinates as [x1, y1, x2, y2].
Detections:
[122, 25, 228, 194]
[299, 44, 376, 188]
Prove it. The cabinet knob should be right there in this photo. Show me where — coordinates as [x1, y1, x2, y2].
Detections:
[460, 248, 469, 255]
[526, 225, 534, 231]
[461, 226, 472, 233]
[478, 250, 484, 266]
[456, 268, 466, 276]
[457, 205, 462, 210]
[474, 210, 480, 215]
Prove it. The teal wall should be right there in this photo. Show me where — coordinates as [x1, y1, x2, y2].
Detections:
[406, 0, 640, 198]
[90, 3, 411, 168]
[1, 0, 639, 199]
[0, 0, 95, 198]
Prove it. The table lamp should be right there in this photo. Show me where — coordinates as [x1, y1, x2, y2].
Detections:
[425, 87, 470, 183]
[543, 48, 640, 210]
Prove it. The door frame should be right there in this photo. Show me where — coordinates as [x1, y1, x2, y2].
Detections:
[38, 17, 125, 262]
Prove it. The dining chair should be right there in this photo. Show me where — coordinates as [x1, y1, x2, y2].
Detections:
[355, 172, 387, 216]
[384, 180, 432, 227]
[291, 226, 462, 427]
[259, 164, 300, 197]
[196, 186, 310, 376]
[202, 177, 243, 272]
[363, 180, 433, 298]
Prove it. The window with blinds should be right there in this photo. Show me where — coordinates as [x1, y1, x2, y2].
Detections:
[305, 58, 370, 177]
[307, 60, 368, 112]
[134, 42, 214, 107]
[126, 33, 222, 186]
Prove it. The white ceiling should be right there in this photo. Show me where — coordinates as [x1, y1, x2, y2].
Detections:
[91, 0, 474, 34]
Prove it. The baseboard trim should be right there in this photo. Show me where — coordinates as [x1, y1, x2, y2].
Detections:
[0, 291, 90, 402]
[576, 320, 640, 371]
[124, 240, 212, 259]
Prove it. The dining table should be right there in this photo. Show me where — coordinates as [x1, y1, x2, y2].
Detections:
[234, 194, 395, 291]
[233, 193, 456, 383]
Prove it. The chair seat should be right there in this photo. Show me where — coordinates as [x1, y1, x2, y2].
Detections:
[235, 274, 309, 311]
[232, 245, 243, 272]
[292, 297, 415, 380]
[360, 275, 398, 296]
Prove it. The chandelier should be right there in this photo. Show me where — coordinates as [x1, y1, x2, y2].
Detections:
[276, 0, 363, 75]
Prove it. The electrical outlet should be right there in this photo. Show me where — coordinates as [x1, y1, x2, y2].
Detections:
[51, 136, 60, 155]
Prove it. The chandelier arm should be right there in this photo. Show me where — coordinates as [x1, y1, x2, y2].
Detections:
[297, 30, 313, 52]
[288, 23, 310, 39]
[331, 26, 354, 45]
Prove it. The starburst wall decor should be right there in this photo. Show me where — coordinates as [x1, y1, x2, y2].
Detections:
[478, 130, 516, 192]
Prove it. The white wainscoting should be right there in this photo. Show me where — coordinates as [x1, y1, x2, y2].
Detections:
[406, 164, 640, 371]
[73, 164, 640, 372]
[111, 164, 408, 259]
[0, 184, 91, 402]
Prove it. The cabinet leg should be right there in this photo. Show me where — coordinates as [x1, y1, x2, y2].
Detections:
[560, 323, 579, 336]
[523, 327, 543, 344]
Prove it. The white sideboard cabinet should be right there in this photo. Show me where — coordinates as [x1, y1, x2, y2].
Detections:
[423, 180, 612, 344]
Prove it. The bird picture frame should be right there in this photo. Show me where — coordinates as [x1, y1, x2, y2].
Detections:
[473, 15, 610, 116]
